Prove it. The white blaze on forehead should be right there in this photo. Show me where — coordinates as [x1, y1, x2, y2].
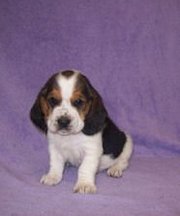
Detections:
[48, 71, 84, 135]
[57, 73, 78, 100]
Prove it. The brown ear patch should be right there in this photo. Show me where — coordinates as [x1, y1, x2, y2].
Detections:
[80, 101, 91, 120]
[40, 97, 49, 117]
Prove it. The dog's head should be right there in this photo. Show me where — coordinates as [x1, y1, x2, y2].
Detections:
[30, 70, 107, 136]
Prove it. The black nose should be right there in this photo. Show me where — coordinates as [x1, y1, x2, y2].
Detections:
[57, 116, 71, 129]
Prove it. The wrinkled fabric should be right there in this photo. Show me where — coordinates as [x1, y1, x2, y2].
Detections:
[0, 0, 180, 215]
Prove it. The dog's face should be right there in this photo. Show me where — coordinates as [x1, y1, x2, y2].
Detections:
[30, 70, 107, 136]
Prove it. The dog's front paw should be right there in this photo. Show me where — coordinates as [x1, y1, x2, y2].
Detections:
[107, 166, 123, 178]
[73, 182, 97, 194]
[40, 173, 61, 186]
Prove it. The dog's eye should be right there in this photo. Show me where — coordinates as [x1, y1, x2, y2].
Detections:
[48, 97, 59, 107]
[73, 99, 84, 108]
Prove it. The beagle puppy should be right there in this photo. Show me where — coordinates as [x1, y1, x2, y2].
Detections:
[30, 70, 133, 194]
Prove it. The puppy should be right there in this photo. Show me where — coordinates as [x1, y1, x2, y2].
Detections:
[30, 70, 133, 194]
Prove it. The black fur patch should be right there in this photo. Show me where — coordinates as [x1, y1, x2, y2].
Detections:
[61, 70, 75, 78]
[75, 74, 94, 100]
[102, 118, 127, 158]
[30, 99, 48, 133]
[79, 74, 107, 135]
[82, 108, 107, 135]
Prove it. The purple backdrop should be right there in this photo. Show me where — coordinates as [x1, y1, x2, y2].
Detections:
[0, 0, 180, 215]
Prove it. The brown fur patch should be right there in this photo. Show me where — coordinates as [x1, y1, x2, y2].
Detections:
[40, 97, 49, 117]
[40, 87, 61, 118]
[71, 88, 91, 121]
[47, 88, 62, 101]
[80, 101, 91, 120]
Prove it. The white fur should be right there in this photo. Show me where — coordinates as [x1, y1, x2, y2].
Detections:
[41, 131, 133, 193]
[41, 130, 103, 193]
[57, 73, 78, 100]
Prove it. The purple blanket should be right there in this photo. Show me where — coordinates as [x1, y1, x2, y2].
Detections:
[0, 0, 180, 215]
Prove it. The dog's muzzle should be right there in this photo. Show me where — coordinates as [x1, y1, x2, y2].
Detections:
[57, 116, 71, 130]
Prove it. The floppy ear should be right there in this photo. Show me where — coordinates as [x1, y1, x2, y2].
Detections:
[30, 92, 48, 133]
[82, 77, 107, 135]
[30, 73, 58, 134]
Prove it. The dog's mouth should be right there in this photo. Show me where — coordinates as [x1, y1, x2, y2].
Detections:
[57, 129, 73, 136]
[57, 129, 82, 136]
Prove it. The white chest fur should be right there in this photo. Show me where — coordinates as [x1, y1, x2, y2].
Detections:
[47, 131, 103, 166]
